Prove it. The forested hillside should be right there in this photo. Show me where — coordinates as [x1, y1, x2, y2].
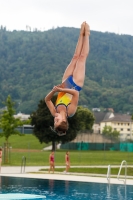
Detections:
[0, 26, 133, 114]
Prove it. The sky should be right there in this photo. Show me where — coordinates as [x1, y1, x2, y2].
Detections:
[0, 0, 133, 36]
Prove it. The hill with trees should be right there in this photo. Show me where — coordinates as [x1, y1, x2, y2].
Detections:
[0, 26, 133, 114]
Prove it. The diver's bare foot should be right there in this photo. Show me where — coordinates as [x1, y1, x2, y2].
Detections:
[80, 22, 85, 35]
[85, 22, 90, 36]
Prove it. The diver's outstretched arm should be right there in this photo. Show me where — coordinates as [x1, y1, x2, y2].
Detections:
[45, 90, 56, 116]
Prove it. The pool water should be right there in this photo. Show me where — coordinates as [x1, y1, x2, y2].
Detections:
[0, 176, 133, 200]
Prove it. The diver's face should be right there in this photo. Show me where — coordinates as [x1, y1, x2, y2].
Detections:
[54, 113, 62, 128]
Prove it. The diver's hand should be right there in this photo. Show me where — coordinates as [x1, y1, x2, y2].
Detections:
[52, 85, 63, 92]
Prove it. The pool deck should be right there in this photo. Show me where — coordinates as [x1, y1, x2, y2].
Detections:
[1, 166, 133, 185]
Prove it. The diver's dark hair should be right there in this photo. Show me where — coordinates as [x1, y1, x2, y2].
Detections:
[55, 121, 69, 133]
[50, 120, 69, 136]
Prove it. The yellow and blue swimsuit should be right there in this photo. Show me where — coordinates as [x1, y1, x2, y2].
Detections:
[55, 76, 82, 117]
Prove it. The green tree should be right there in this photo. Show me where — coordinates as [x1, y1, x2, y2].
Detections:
[0, 95, 30, 163]
[102, 125, 120, 140]
[31, 98, 94, 151]
[76, 106, 94, 131]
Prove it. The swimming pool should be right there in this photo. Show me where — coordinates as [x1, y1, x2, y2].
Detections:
[0, 176, 132, 200]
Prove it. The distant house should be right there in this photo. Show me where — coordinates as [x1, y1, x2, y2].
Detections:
[14, 112, 33, 134]
[92, 112, 113, 134]
[100, 113, 133, 141]
[92, 108, 101, 112]
[14, 112, 30, 121]
[93, 112, 133, 141]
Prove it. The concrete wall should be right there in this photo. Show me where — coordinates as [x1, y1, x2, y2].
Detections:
[72, 133, 112, 143]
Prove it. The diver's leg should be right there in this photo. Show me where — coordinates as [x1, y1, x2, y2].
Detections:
[62, 22, 85, 82]
[73, 22, 90, 87]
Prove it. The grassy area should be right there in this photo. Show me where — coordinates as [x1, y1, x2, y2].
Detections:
[0, 134, 49, 149]
[0, 135, 133, 169]
[2, 150, 133, 166]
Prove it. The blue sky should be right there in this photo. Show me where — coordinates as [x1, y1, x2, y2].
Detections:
[0, 0, 133, 36]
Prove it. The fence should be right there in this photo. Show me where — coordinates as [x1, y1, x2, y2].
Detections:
[61, 142, 133, 152]
[60, 133, 133, 152]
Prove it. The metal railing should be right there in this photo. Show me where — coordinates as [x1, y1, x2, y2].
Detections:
[107, 165, 111, 184]
[21, 156, 26, 173]
[117, 160, 127, 184]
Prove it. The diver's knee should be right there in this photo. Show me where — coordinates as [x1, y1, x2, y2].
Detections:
[72, 54, 79, 60]
[79, 53, 87, 61]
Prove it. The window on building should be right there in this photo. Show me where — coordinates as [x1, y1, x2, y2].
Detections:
[114, 128, 117, 130]
[121, 128, 123, 131]
[128, 123, 130, 126]
[118, 123, 119, 125]
[127, 129, 130, 131]
[121, 123, 123, 125]
[127, 134, 130, 136]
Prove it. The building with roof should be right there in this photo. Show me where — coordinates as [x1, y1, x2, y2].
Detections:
[14, 112, 30, 121]
[93, 111, 133, 141]
[92, 112, 113, 134]
[100, 113, 133, 141]
[14, 112, 33, 134]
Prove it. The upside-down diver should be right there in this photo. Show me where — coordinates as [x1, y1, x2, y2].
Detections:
[45, 22, 90, 136]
